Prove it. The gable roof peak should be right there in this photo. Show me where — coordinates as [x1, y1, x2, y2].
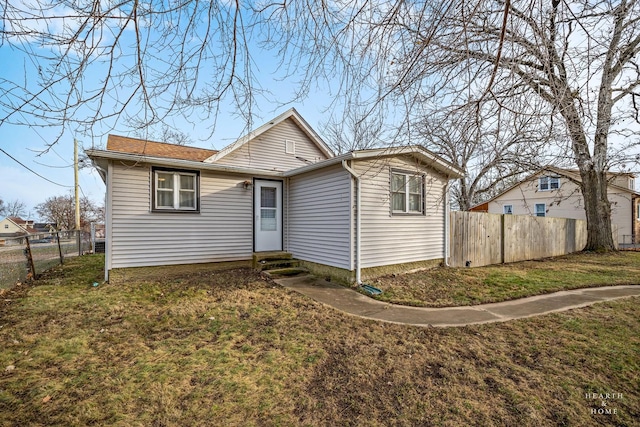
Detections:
[205, 109, 334, 162]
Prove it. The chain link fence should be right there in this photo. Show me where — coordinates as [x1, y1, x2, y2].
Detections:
[0, 231, 91, 289]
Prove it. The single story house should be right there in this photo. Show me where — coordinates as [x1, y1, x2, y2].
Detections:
[471, 166, 640, 244]
[87, 108, 463, 282]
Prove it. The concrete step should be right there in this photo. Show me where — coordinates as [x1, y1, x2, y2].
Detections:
[256, 259, 301, 271]
[263, 267, 309, 278]
[252, 251, 293, 268]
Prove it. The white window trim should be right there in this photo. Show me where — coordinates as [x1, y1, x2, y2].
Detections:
[285, 140, 295, 155]
[391, 171, 424, 215]
[535, 203, 546, 217]
[153, 169, 199, 212]
[538, 176, 560, 191]
[503, 205, 513, 215]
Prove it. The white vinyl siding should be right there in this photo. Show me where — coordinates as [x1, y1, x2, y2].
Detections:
[354, 156, 446, 268]
[215, 118, 329, 171]
[110, 162, 253, 269]
[287, 164, 352, 269]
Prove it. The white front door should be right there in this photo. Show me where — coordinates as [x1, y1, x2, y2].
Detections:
[254, 179, 283, 252]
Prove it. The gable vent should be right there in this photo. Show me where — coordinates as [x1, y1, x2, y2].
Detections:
[285, 140, 295, 154]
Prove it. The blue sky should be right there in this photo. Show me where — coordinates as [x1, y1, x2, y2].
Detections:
[0, 99, 331, 218]
[0, 11, 339, 219]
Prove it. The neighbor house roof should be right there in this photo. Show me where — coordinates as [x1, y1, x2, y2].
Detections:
[205, 108, 334, 162]
[8, 216, 27, 225]
[107, 135, 218, 162]
[470, 166, 640, 211]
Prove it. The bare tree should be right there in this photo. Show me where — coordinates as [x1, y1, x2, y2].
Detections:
[3, 1, 639, 250]
[3, 199, 27, 218]
[271, 0, 640, 250]
[321, 106, 387, 154]
[36, 194, 103, 231]
[0, 198, 5, 217]
[423, 0, 640, 249]
[132, 124, 193, 146]
[418, 97, 560, 210]
[1, 1, 260, 147]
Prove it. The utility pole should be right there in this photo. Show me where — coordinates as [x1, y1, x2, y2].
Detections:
[74, 138, 80, 230]
[74, 138, 81, 255]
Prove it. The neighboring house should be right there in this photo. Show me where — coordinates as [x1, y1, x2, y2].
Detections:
[0, 217, 37, 238]
[33, 222, 57, 234]
[87, 108, 463, 282]
[470, 167, 640, 244]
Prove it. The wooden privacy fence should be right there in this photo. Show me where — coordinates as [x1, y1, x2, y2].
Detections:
[449, 212, 591, 268]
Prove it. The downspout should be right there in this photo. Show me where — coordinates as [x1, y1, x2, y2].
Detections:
[341, 160, 361, 284]
[91, 161, 110, 281]
[444, 180, 450, 267]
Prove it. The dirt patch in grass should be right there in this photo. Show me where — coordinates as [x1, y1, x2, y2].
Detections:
[370, 251, 640, 307]
[0, 255, 638, 426]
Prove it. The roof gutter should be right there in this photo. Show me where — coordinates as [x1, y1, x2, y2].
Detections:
[342, 160, 361, 284]
[85, 149, 283, 177]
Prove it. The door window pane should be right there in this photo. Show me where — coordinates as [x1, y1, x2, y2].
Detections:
[261, 187, 276, 208]
[261, 209, 277, 231]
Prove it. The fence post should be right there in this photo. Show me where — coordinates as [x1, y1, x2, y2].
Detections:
[24, 237, 36, 280]
[499, 214, 505, 264]
[56, 232, 64, 264]
[90, 222, 96, 253]
[77, 230, 82, 256]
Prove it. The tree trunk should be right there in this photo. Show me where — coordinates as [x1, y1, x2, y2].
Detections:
[579, 168, 616, 251]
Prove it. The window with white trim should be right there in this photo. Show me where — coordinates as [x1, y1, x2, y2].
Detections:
[538, 176, 560, 191]
[535, 203, 546, 217]
[391, 171, 424, 214]
[153, 168, 199, 212]
[503, 205, 513, 215]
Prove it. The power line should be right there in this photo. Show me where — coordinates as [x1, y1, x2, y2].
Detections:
[0, 148, 73, 188]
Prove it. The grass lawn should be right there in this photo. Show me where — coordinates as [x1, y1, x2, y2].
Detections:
[371, 251, 640, 307]
[0, 254, 638, 426]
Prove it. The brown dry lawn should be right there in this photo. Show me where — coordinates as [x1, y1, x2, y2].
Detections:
[371, 251, 640, 307]
[0, 255, 638, 426]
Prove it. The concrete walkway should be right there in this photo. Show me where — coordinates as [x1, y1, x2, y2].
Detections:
[274, 275, 640, 327]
